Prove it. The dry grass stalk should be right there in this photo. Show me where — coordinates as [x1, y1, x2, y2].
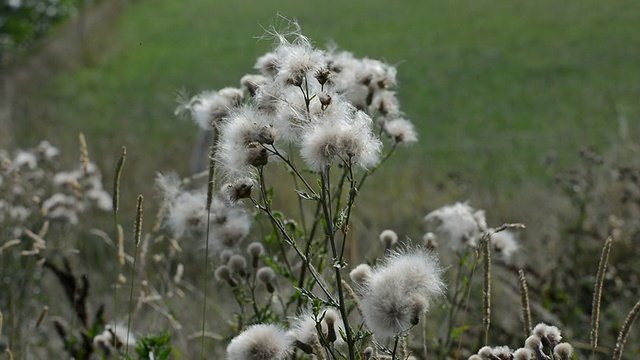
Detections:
[5, 349, 13, 360]
[113, 146, 127, 213]
[482, 232, 491, 345]
[0, 239, 21, 254]
[590, 237, 613, 349]
[117, 224, 125, 266]
[518, 269, 532, 338]
[612, 297, 640, 360]
[35, 306, 49, 329]
[38, 220, 50, 239]
[0, 309, 3, 339]
[78, 132, 90, 175]
[134, 195, 144, 247]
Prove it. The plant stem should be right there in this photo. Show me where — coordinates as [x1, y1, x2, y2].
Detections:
[320, 166, 355, 360]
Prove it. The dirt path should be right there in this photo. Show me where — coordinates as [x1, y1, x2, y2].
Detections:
[0, 0, 130, 149]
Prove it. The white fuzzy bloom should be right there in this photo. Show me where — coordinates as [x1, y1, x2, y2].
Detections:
[42, 193, 83, 224]
[300, 109, 381, 172]
[241, 74, 269, 96]
[85, 188, 113, 211]
[423, 202, 487, 252]
[226, 324, 291, 360]
[217, 105, 276, 178]
[349, 264, 373, 286]
[513, 348, 534, 360]
[255, 51, 281, 77]
[10, 150, 37, 172]
[491, 346, 512, 359]
[37, 140, 60, 161]
[165, 190, 207, 238]
[489, 229, 519, 263]
[273, 38, 326, 87]
[289, 308, 345, 350]
[553, 343, 573, 360]
[207, 199, 251, 250]
[187, 88, 244, 130]
[370, 90, 400, 117]
[360, 249, 445, 338]
[383, 118, 418, 144]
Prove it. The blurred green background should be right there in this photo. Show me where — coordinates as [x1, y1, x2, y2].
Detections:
[8, 0, 640, 197]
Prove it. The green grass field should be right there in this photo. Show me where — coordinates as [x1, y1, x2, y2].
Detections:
[13, 0, 640, 199]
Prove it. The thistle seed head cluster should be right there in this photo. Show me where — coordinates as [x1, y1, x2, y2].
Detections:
[358, 248, 445, 338]
[1, 141, 111, 234]
[423, 202, 487, 252]
[182, 21, 418, 181]
[156, 172, 251, 250]
[474, 323, 571, 360]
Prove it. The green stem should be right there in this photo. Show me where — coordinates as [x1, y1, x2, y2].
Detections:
[320, 167, 355, 360]
[125, 244, 139, 356]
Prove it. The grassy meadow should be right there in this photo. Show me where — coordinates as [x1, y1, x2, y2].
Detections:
[4, 0, 640, 358]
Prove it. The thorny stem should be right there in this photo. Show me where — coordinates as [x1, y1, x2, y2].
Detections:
[391, 334, 401, 360]
[258, 166, 294, 278]
[296, 202, 323, 310]
[339, 158, 356, 260]
[250, 197, 337, 305]
[201, 131, 218, 360]
[320, 166, 356, 360]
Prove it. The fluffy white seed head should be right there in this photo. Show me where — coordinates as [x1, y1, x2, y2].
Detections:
[423, 202, 486, 252]
[226, 324, 291, 360]
[257, 267, 276, 284]
[553, 343, 573, 360]
[379, 229, 398, 248]
[513, 348, 533, 360]
[525, 335, 542, 350]
[492, 346, 512, 360]
[247, 242, 265, 266]
[188, 88, 243, 131]
[220, 249, 234, 264]
[349, 264, 373, 286]
[361, 248, 445, 338]
[228, 255, 247, 274]
[532, 323, 550, 339]
[241, 74, 269, 96]
[217, 106, 276, 179]
[477, 346, 493, 358]
[289, 308, 345, 350]
[489, 229, 519, 263]
[300, 109, 381, 172]
[546, 325, 562, 343]
[383, 118, 418, 144]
